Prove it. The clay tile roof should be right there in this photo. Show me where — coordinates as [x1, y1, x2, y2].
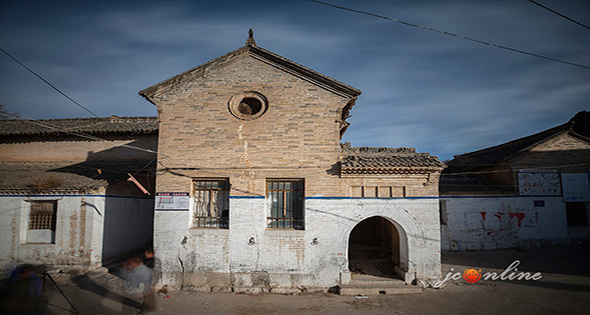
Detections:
[0, 160, 155, 194]
[447, 111, 590, 172]
[439, 174, 516, 196]
[342, 155, 446, 169]
[0, 116, 158, 137]
[340, 143, 445, 175]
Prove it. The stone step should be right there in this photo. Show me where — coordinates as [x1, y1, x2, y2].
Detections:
[340, 284, 422, 295]
[349, 279, 406, 286]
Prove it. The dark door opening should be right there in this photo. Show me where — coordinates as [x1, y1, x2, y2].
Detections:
[348, 216, 400, 279]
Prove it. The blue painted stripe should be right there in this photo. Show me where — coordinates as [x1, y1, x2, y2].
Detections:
[2, 194, 550, 200]
[229, 196, 264, 199]
[306, 196, 439, 200]
[439, 195, 558, 199]
[232, 195, 556, 200]
[0, 194, 154, 200]
[228, 196, 440, 200]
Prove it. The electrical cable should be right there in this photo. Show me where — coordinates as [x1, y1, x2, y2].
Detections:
[0, 47, 161, 156]
[0, 47, 100, 117]
[4, 109, 587, 176]
[528, 0, 590, 30]
[309, 0, 590, 70]
[1, 111, 163, 156]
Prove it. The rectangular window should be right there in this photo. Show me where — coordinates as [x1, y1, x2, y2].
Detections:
[439, 200, 448, 225]
[27, 200, 57, 243]
[534, 200, 545, 207]
[193, 180, 230, 228]
[267, 180, 304, 230]
[566, 202, 589, 226]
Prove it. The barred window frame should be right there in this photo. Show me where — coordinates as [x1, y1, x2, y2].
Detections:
[29, 200, 57, 231]
[266, 179, 304, 230]
[193, 179, 230, 229]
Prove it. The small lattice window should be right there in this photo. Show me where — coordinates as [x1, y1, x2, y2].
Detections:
[29, 201, 57, 230]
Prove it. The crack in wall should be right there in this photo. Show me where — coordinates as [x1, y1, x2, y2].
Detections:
[238, 121, 256, 193]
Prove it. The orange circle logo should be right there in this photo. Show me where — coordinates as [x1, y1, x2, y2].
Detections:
[463, 268, 482, 283]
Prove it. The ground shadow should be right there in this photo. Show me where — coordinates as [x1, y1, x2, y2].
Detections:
[71, 274, 141, 313]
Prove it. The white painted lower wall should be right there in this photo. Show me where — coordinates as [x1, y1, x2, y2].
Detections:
[0, 194, 155, 275]
[0, 195, 105, 274]
[153, 197, 441, 292]
[440, 196, 590, 251]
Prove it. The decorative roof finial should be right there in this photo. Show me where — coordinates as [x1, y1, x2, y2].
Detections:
[246, 29, 257, 47]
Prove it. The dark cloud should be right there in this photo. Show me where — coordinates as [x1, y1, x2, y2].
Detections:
[1, 0, 589, 160]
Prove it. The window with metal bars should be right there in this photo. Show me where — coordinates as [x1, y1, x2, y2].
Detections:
[193, 180, 230, 228]
[29, 200, 57, 230]
[267, 180, 304, 230]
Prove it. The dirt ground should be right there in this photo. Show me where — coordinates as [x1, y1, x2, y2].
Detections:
[37, 246, 590, 314]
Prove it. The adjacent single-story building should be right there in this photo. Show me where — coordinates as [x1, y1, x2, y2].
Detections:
[0, 116, 157, 273]
[440, 111, 590, 250]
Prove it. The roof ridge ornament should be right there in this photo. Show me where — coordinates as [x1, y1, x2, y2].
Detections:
[246, 29, 257, 47]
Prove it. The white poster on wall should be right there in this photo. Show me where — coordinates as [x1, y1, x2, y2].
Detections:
[518, 169, 561, 196]
[562, 173, 590, 202]
[155, 192, 190, 211]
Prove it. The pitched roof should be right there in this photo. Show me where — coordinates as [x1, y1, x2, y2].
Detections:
[340, 143, 445, 175]
[0, 116, 158, 137]
[0, 160, 155, 194]
[139, 38, 362, 102]
[447, 111, 590, 171]
[439, 174, 516, 196]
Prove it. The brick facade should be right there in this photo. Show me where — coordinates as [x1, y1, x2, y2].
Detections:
[142, 35, 444, 291]
[151, 55, 353, 197]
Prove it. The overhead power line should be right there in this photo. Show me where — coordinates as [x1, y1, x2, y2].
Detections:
[26, 119, 161, 155]
[309, 0, 590, 70]
[1, 110, 163, 156]
[0, 47, 100, 117]
[528, 0, 590, 30]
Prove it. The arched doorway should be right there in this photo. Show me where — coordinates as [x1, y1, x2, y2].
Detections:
[348, 216, 401, 279]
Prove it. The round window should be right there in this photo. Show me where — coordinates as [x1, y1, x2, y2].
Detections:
[228, 91, 268, 120]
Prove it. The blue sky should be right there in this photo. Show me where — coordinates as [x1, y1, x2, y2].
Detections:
[1, 0, 589, 161]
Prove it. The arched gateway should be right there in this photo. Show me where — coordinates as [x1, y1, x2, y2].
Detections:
[348, 216, 408, 280]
